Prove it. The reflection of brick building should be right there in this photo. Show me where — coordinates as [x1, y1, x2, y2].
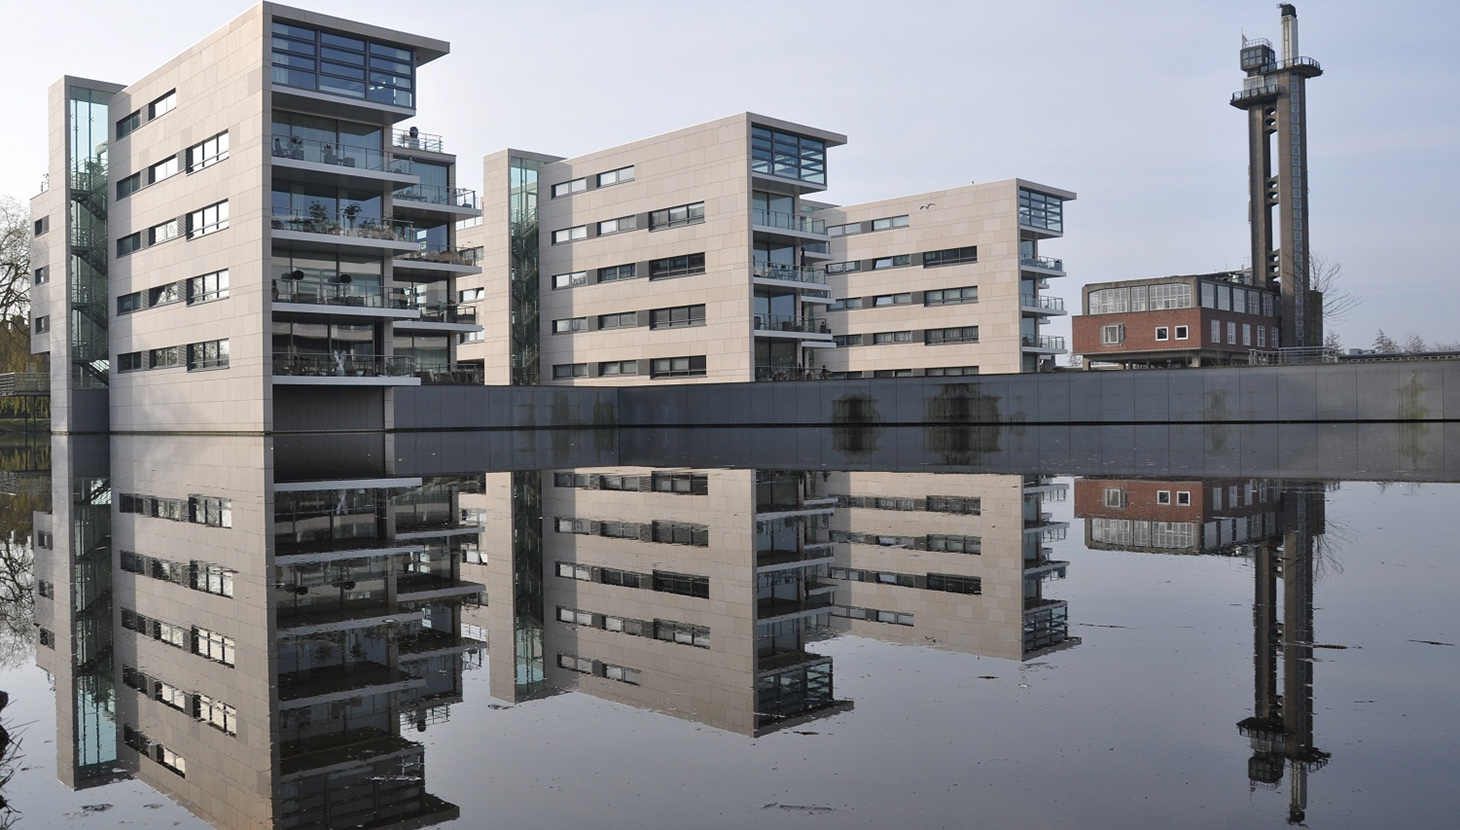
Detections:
[1072, 272, 1280, 368]
[1074, 477, 1282, 554]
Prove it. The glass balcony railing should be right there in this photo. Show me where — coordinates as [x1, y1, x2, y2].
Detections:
[271, 209, 416, 242]
[392, 129, 446, 154]
[1021, 334, 1066, 351]
[751, 263, 827, 285]
[755, 365, 830, 382]
[271, 136, 386, 171]
[395, 243, 480, 266]
[411, 302, 478, 325]
[1231, 83, 1280, 103]
[752, 208, 827, 236]
[394, 184, 480, 210]
[413, 364, 484, 385]
[272, 352, 418, 378]
[1019, 294, 1066, 312]
[273, 280, 412, 309]
[753, 313, 829, 335]
[1020, 255, 1064, 272]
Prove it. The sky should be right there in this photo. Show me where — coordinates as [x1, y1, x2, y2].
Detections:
[4, 0, 1458, 350]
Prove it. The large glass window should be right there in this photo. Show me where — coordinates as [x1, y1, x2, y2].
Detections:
[750, 125, 826, 184]
[271, 20, 415, 107]
[1018, 188, 1063, 232]
[1148, 283, 1192, 310]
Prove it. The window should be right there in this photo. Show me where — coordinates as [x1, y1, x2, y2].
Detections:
[1242, 324, 1252, 346]
[924, 286, 978, 306]
[873, 330, 912, 344]
[187, 339, 229, 371]
[117, 352, 145, 372]
[871, 254, 911, 270]
[33, 266, 48, 285]
[927, 574, 982, 595]
[650, 304, 705, 329]
[597, 165, 634, 187]
[149, 218, 181, 245]
[187, 269, 229, 304]
[871, 214, 910, 231]
[750, 125, 826, 183]
[923, 246, 978, 267]
[552, 363, 588, 379]
[1130, 286, 1148, 311]
[552, 225, 587, 244]
[824, 260, 860, 274]
[1018, 188, 1063, 232]
[597, 215, 637, 235]
[1102, 323, 1125, 345]
[33, 316, 48, 334]
[598, 263, 636, 282]
[1155, 327, 1170, 341]
[150, 347, 181, 369]
[926, 495, 980, 514]
[189, 496, 231, 527]
[648, 201, 705, 230]
[1211, 319, 1221, 343]
[117, 232, 143, 257]
[872, 293, 913, 307]
[598, 360, 638, 376]
[552, 271, 587, 289]
[1270, 327, 1279, 347]
[1257, 326, 1266, 347]
[186, 132, 229, 172]
[193, 627, 235, 666]
[655, 620, 710, 648]
[826, 222, 862, 237]
[148, 90, 177, 120]
[198, 695, 237, 735]
[926, 366, 978, 377]
[1157, 490, 1172, 505]
[552, 317, 587, 334]
[271, 22, 416, 106]
[833, 334, 863, 347]
[651, 521, 708, 546]
[187, 201, 229, 238]
[117, 110, 142, 138]
[148, 156, 179, 185]
[1176, 491, 1192, 506]
[117, 172, 142, 198]
[652, 570, 710, 598]
[1175, 325, 1189, 340]
[927, 534, 981, 554]
[551, 177, 587, 198]
[649, 253, 705, 280]
[1227, 322, 1237, 344]
[925, 326, 978, 345]
[652, 472, 708, 494]
[1103, 488, 1128, 508]
[598, 312, 637, 330]
[650, 355, 706, 378]
[1149, 283, 1192, 310]
[459, 287, 484, 302]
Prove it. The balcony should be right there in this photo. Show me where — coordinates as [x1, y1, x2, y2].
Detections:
[1230, 83, 1280, 105]
[1020, 255, 1065, 275]
[1021, 334, 1066, 352]
[273, 279, 413, 313]
[413, 364, 484, 385]
[271, 209, 417, 253]
[752, 208, 828, 238]
[392, 128, 446, 154]
[272, 352, 421, 386]
[751, 263, 827, 286]
[413, 303, 477, 325]
[1019, 294, 1067, 315]
[271, 136, 418, 188]
[392, 184, 482, 222]
[394, 243, 482, 277]
[755, 365, 830, 382]
[754, 312, 831, 336]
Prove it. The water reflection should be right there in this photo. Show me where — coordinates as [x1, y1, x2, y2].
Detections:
[23, 431, 1449, 828]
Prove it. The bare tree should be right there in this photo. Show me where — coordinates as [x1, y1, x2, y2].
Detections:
[1402, 333, 1429, 353]
[1324, 331, 1342, 352]
[1372, 329, 1398, 353]
[0, 198, 29, 327]
[1308, 253, 1360, 328]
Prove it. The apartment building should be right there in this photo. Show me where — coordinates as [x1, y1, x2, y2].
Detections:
[457, 116, 1074, 385]
[820, 180, 1072, 378]
[1074, 476, 1285, 554]
[29, 3, 482, 434]
[34, 434, 482, 829]
[1072, 271, 1282, 368]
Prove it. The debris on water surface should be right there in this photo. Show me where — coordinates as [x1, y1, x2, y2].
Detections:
[1406, 639, 1456, 647]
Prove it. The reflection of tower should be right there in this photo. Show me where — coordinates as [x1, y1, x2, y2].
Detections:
[1231, 5, 1323, 347]
[1237, 485, 1330, 824]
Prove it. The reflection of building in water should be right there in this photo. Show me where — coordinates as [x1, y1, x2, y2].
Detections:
[825, 473, 1077, 659]
[472, 468, 852, 736]
[1075, 478, 1282, 555]
[35, 436, 482, 829]
[1238, 485, 1329, 825]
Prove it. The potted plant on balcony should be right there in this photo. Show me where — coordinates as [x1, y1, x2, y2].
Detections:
[341, 203, 362, 235]
[306, 201, 329, 234]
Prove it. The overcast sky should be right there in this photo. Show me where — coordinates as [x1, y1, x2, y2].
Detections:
[6, 0, 1457, 349]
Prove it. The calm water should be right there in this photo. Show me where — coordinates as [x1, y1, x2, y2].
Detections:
[0, 429, 1456, 829]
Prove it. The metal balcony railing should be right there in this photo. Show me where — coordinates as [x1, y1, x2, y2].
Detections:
[1021, 334, 1066, 350]
[412, 303, 478, 324]
[394, 184, 480, 210]
[751, 263, 827, 285]
[272, 352, 418, 378]
[1019, 294, 1066, 312]
[271, 209, 415, 242]
[1231, 83, 1280, 103]
[273, 280, 412, 309]
[392, 129, 446, 154]
[271, 136, 386, 171]
[752, 208, 827, 235]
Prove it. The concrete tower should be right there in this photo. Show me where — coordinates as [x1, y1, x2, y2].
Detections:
[1232, 4, 1322, 347]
